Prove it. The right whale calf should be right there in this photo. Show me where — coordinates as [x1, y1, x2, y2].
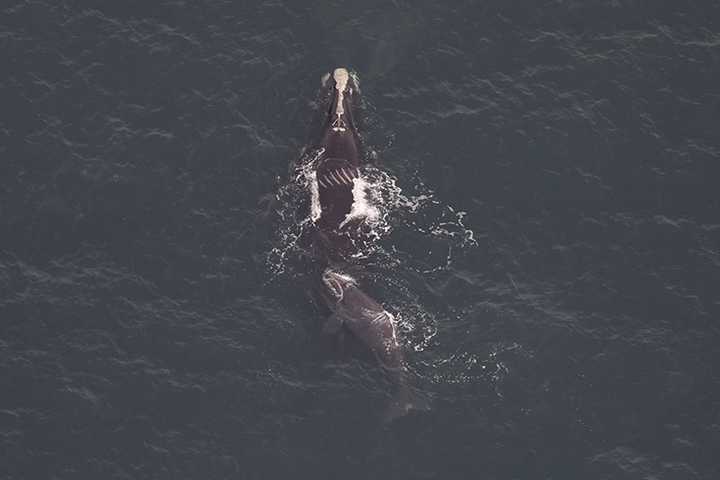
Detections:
[318, 270, 426, 421]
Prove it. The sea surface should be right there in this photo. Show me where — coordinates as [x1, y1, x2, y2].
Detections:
[2, 1, 720, 479]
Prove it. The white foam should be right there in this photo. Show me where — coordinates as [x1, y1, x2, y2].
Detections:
[309, 171, 321, 222]
[339, 175, 380, 229]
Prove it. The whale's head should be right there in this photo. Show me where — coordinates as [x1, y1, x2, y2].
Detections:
[321, 269, 357, 301]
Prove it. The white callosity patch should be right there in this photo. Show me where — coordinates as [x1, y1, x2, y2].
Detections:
[322, 269, 357, 287]
[333, 68, 349, 92]
[322, 269, 358, 301]
[324, 276, 344, 300]
[332, 68, 350, 132]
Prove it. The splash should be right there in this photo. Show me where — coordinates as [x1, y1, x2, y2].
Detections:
[429, 341, 534, 398]
[265, 147, 325, 279]
[394, 305, 439, 353]
[266, 155, 477, 279]
[338, 176, 379, 229]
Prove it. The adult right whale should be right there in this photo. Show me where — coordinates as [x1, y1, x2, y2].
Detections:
[313, 67, 363, 232]
[302, 68, 427, 421]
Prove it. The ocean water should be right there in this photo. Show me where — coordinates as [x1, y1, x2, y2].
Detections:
[2, 1, 720, 479]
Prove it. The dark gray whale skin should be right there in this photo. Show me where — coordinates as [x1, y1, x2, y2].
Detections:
[301, 69, 424, 421]
[319, 270, 403, 371]
[318, 269, 418, 421]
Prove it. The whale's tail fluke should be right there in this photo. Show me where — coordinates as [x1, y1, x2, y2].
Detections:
[382, 380, 431, 423]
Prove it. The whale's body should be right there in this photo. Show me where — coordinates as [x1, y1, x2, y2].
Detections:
[298, 68, 424, 421]
[320, 269, 416, 420]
